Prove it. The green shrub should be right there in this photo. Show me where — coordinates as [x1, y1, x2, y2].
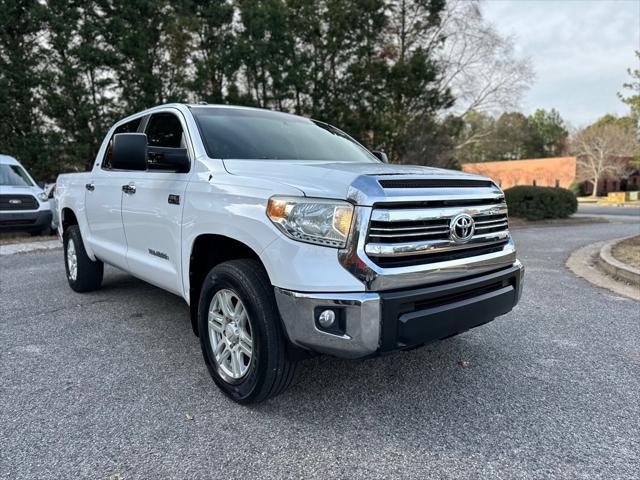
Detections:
[504, 186, 578, 221]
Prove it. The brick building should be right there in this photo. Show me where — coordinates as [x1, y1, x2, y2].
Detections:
[461, 157, 577, 189]
[582, 168, 640, 195]
[462, 156, 639, 195]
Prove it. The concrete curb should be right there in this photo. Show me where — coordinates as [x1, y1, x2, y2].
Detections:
[597, 236, 640, 286]
[0, 239, 62, 256]
[597, 203, 640, 208]
[566, 241, 640, 301]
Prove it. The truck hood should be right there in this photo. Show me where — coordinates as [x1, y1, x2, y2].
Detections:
[222, 159, 489, 202]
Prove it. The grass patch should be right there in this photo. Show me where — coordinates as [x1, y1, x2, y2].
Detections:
[612, 235, 640, 270]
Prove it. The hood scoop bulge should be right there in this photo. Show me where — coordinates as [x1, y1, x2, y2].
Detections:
[378, 179, 495, 189]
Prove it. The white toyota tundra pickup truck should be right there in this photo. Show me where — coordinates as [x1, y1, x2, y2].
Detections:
[56, 103, 524, 404]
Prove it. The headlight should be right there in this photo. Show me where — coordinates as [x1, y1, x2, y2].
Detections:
[267, 196, 354, 248]
[37, 192, 48, 202]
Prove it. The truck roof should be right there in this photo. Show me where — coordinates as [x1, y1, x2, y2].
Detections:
[185, 103, 279, 111]
[141, 102, 290, 113]
[117, 103, 310, 127]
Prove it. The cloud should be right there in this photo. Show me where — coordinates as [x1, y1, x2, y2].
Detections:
[482, 0, 640, 127]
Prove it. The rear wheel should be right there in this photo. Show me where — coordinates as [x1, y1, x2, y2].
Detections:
[63, 225, 103, 292]
[198, 259, 298, 404]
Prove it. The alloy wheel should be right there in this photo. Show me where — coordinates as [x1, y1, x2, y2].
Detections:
[207, 289, 253, 382]
[66, 239, 78, 281]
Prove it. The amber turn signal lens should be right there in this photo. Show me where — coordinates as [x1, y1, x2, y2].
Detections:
[333, 206, 353, 237]
[266, 198, 288, 220]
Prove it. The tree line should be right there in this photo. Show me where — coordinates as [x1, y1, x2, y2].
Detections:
[1, 0, 536, 181]
[6, 0, 635, 190]
[454, 109, 569, 165]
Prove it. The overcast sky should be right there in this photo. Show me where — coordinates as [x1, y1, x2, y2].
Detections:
[481, 0, 639, 128]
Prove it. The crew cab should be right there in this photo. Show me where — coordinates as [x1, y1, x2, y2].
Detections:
[55, 104, 524, 404]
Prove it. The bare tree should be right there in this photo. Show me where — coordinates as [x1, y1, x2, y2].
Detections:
[403, 0, 534, 162]
[436, 0, 534, 118]
[393, 0, 534, 167]
[571, 123, 637, 197]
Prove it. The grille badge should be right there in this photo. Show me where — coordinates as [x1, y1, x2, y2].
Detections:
[449, 214, 475, 244]
[9, 199, 22, 204]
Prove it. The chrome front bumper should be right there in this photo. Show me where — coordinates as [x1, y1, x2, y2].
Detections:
[275, 261, 524, 358]
[275, 289, 382, 358]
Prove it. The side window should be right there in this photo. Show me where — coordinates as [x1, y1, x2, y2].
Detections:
[101, 117, 142, 169]
[145, 113, 184, 148]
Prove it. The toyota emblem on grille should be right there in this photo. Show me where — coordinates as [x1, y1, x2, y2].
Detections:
[449, 213, 475, 243]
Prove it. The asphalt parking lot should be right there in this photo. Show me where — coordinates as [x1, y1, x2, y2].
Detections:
[1, 214, 639, 479]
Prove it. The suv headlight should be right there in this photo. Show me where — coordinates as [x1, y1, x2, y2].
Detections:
[37, 192, 48, 202]
[267, 196, 354, 248]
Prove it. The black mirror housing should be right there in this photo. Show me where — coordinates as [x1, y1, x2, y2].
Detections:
[372, 150, 389, 163]
[112, 133, 148, 171]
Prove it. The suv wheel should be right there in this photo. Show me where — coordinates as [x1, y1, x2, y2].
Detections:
[198, 259, 298, 404]
[63, 225, 104, 292]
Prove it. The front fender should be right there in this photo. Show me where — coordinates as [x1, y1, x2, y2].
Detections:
[181, 173, 368, 299]
[181, 173, 300, 298]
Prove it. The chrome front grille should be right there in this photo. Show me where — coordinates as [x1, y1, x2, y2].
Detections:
[368, 218, 450, 243]
[474, 214, 509, 234]
[365, 200, 510, 267]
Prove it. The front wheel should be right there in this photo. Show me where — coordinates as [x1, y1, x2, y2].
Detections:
[63, 225, 103, 292]
[198, 259, 298, 404]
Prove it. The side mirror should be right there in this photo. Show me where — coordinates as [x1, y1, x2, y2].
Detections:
[372, 150, 388, 163]
[112, 133, 147, 171]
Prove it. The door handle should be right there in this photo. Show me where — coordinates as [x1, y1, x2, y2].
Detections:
[85, 183, 95, 191]
[122, 184, 136, 194]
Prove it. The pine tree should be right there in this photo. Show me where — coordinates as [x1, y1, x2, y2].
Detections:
[0, 0, 51, 179]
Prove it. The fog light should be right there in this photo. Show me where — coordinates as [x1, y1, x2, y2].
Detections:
[318, 309, 336, 328]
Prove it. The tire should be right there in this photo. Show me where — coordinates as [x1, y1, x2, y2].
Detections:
[63, 225, 104, 292]
[198, 259, 298, 404]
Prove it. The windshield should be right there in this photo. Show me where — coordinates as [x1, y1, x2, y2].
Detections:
[191, 107, 379, 163]
[0, 164, 34, 187]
